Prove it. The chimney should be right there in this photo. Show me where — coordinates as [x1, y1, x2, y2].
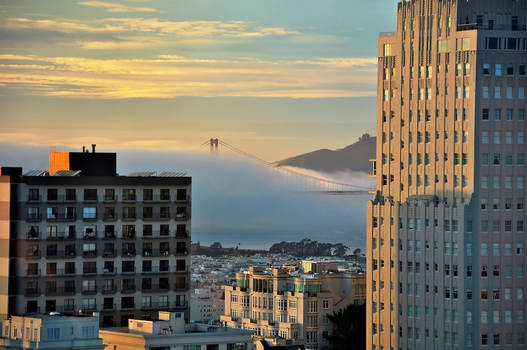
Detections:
[82, 146, 86, 152]
[92, 144, 96, 153]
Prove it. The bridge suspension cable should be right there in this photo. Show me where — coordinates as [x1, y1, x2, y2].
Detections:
[201, 138, 371, 192]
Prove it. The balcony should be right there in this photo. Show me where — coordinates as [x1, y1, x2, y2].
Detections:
[47, 232, 76, 240]
[142, 215, 171, 221]
[175, 230, 189, 239]
[83, 197, 98, 203]
[103, 232, 116, 240]
[103, 268, 116, 275]
[82, 304, 98, 312]
[121, 196, 136, 203]
[47, 195, 76, 203]
[46, 250, 62, 259]
[45, 269, 58, 276]
[143, 195, 171, 203]
[25, 232, 40, 240]
[103, 249, 116, 257]
[82, 215, 97, 222]
[141, 266, 171, 274]
[103, 195, 117, 203]
[175, 248, 189, 256]
[103, 303, 116, 310]
[174, 301, 188, 309]
[121, 268, 136, 275]
[64, 250, 77, 258]
[102, 286, 116, 294]
[141, 284, 170, 293]
[45, 288, 59, 296]
[121, 303, 135, 310]
[122, 232, 136, 240]
[25, 306, 40, 314]
[83, 269, 97, 276]
[142, 231, 171, 239]
[26, 214, 42, 222]
[26, 250, 41, 259]
[142, 248, 170, 258]
[141, 301, 171, 310]
[121, 286, 136, 294]
[58, 268, 77, 276]
[46, 214, 76, 222]
[175, 213, 188, 221]
[83, 232, 98, 240]
[82, 250, 98, 258]
[24, 288, 41, 297]
[103, 214, 117, 222]
[174, 283, 188, 291]
[175, 195, 189, 202]
[122, 249, 137, 257]
[44, 250, 76, 259]
[81, 288, 98, 295]
[26, 195, 42, 203]
[25, 269, 41, 277]
[62, 287, 76, 295]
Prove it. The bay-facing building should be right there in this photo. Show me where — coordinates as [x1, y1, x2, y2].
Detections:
[367, 1, 526, 349]
[1, 147, 191, 327]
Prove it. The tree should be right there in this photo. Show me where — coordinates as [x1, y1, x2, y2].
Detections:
[210, 242, 222, 249]
[323, 303, 366, 350]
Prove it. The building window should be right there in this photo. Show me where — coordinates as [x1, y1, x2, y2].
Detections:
[46, 328, 60, 341]
[122, 189, 136, 201]
[83, 207, 96, 219]
[495, 87, 501, 98]
[482, 131, 489, 144]
[104, 189, 115, 201]
[83, 189, 97, 201]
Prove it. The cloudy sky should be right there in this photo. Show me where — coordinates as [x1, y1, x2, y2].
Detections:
[0, 0, 396, 160]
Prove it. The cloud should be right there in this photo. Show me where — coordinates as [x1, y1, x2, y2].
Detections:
[77, 1, 159, 13]
[0, 54, 377, 99]
[0, 142, 369, 249]
[0, 17, 298, 43]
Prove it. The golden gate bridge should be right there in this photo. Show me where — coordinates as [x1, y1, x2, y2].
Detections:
[201, 138, 372, 195]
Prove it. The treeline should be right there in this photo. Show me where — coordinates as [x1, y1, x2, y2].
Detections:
[192, 238, 356, 258]
[269, 238, 349, 257]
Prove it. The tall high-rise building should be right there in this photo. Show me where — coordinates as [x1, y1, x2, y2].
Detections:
[0, 148, 191, 327]
[367, 1, 526, 349]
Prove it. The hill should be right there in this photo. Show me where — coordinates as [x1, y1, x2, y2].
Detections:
[275, 133, 376, 173]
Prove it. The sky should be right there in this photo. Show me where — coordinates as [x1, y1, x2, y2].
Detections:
[0, 0, 397, 160]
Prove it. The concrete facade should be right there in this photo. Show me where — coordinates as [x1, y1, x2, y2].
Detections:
[99, 311, 253, 350]
[0, 313, 104, 350]
[221, 263, 365, 350]
[367, 1, 527, 349]
[0, 151, 192, 327]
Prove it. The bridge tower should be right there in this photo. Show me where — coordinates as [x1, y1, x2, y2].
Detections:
[209, 138, 219, 153]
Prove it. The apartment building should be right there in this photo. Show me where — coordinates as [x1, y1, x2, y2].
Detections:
[190, 287, 225, 324]
[368, 1, 526, 349]
[99, 311, 253, 350]
[220, 262, 365, 350]
[0, 312, 104, 350]
[0, 147, 191, 327]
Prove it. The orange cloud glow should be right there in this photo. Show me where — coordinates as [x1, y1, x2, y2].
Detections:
[0, 54, 377, 99]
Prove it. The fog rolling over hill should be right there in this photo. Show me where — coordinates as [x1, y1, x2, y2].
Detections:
[0, 142, 372, 250]
[275, 133, 376, 173]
